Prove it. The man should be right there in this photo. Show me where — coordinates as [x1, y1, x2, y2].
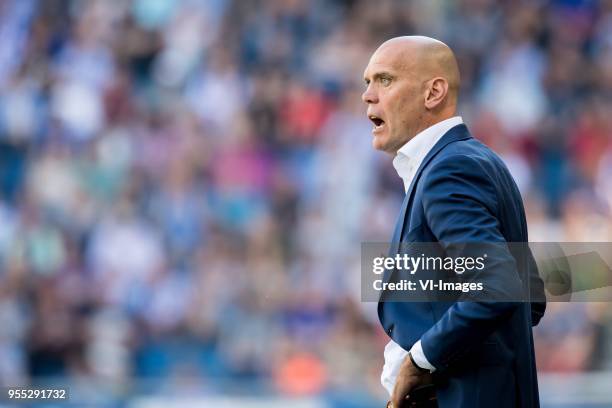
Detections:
[362, 36, 546, 407]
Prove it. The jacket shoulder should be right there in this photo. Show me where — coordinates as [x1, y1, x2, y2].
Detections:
[426, 137, 511, 180]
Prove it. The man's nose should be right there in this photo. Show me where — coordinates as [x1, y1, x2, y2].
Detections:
[362, 87, 378, 104]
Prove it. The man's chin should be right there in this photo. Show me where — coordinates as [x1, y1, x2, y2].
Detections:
[372, 134, 395, 155]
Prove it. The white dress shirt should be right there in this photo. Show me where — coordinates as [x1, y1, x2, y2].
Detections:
[381, 116, 464, 396]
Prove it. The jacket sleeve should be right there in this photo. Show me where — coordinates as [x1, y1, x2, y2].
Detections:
[527, 248, 546, 326]
[418, 154, 526, 371]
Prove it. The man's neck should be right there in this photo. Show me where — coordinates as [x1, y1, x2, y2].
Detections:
[415, 113, 456, 137]
[393, 113, 458, 156]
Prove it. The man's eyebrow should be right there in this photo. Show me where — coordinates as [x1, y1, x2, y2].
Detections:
[364, 71, 395, 83]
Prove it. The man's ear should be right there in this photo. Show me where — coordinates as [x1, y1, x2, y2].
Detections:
[424, 77, 448, 110]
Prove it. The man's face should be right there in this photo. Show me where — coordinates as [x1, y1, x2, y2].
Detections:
[362, 46, 424, 154]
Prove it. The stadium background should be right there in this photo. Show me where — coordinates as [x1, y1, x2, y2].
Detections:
[0, 0, 611, 406]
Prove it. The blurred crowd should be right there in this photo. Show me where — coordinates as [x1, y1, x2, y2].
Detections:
[0, 0, 612, 400]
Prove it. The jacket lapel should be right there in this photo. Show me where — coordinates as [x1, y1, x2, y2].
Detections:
[381, 123, 472, 297]
[392, 124, 472, 245]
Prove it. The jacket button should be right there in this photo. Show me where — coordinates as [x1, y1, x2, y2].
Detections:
[387, 328, 392, 334]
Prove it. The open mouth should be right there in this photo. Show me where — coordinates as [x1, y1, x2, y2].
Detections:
[369, 114, 385, 131]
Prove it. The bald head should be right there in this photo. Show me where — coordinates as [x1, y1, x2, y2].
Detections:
[362, 36, 461, 154]
[374, 36, 460, 105]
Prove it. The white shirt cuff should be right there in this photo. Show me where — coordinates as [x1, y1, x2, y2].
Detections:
[409, 340, 436, 372]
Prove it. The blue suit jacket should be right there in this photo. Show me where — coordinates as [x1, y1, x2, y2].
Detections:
[378, 124, 546, 407]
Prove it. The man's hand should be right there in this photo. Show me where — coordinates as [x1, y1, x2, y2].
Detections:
[390, 354, 433, 407]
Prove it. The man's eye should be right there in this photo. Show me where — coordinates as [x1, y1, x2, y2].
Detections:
[381, 77, 391, 86]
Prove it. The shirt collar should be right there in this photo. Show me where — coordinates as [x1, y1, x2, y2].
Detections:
[392, 116, 463, 192]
